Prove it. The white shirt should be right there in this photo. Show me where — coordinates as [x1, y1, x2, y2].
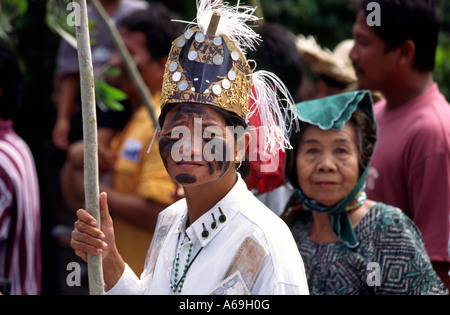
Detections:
[106, 175, 309, 295]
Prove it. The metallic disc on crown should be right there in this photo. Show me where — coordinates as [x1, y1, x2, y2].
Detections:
[168, 62, 178, 72]
[179, 80, 188, 91]
[213, 37, 222, 46]
[228, 70, 236, 81]
[195, 32, 205, 43]
[172, 72, 182, 82]
[213, 55, 224, 65]
[188, 51, 198, 61]
[212, 84, 222, 95]
[184, 29, 194, 39]
[222, 79, 231, 89]
[176, 37, 186, 48]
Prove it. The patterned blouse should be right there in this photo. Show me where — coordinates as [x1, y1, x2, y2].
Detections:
[291, 203, 448, 295]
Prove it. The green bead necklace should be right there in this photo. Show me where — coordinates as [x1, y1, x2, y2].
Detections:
[172, 241, 193, 294]
[171, 234, 203, 294]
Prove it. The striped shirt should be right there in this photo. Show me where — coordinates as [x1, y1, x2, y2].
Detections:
[0, 120, 40, 295]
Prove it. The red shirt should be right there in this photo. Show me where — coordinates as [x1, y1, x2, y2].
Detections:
[367, 84, 450, 263]
[0, 120, 41, 294]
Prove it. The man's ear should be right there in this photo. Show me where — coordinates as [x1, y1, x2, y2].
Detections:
[398, 39, 416, 67]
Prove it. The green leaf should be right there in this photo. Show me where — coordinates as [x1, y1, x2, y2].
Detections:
[95, 80, 127, 112]
[106, 67, 121, 78]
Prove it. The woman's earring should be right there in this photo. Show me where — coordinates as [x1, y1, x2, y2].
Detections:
[235, 156, 242, 171]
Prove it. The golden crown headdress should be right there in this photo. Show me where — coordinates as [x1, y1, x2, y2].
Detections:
[161, 0, 298, 154]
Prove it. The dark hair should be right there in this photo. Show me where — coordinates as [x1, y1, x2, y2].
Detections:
[246, 23, 304, 99]
[118, 4, 183, 60]
[0, 41, 23, 120]
[285, 108, 377, 189]
[159, 103, 251, 179]
[358, 0, 441, 71]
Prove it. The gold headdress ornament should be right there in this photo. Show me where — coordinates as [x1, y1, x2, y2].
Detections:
[161, 0, 298, 154]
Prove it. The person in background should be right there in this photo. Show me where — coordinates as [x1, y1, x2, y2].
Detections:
[284, 90, 447, 295]
[296, 35, 357, 99]
[350, 0, 450, 289]
[295, 34, 384, 101]
[52, 0, 149, 151]
[61, 4, 181, 275]
[0, 41, 41, 295]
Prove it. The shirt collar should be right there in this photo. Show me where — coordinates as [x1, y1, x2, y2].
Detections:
[176, 174, 247, 247]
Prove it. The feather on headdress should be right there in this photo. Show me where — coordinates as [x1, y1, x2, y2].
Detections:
[161, 0, 298, 154]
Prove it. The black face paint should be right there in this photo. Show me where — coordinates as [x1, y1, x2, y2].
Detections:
[175, 174, 197, 184]
[203, 138, 233, 177]
[167, 103, 209, 126]
[159, 103, 236, 185]
[158, 136, 175, 170]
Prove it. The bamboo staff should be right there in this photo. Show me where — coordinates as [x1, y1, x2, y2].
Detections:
[74, 0, 104, 295]
[90, 0, 159, 130]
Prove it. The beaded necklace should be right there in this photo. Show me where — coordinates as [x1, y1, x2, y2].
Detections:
[171, 233, 203, 294]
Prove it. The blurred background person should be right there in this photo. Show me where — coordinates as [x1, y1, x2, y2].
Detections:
[0, 41, 41, 295]
[60, 4, 181, 276]
[350, 0, 450, 288]
[52, 0, 149, 151]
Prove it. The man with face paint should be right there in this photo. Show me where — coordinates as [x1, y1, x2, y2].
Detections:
[70, 0, 309, 295]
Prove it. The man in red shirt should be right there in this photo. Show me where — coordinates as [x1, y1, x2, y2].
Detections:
[350, 0, 450, 289]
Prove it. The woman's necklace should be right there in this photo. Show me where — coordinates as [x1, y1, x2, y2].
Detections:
[171, 233, 203, 294]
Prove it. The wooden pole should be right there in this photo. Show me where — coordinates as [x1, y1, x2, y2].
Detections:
[74, 0, 104, 295]
[90, 0, 159, 130]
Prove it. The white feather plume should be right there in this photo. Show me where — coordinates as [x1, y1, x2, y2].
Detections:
[249, 70, 299, 155]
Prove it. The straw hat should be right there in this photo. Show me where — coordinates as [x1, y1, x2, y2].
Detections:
[296, 35, 357, 86]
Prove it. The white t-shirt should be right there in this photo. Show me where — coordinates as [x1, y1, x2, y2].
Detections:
[106, 175, 309, 295]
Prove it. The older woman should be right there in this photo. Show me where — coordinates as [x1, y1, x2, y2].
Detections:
[284, 90, 448, 295]
[70, 1, 308, 295]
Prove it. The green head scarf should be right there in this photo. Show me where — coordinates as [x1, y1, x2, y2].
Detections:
[285, 90, 376, 248]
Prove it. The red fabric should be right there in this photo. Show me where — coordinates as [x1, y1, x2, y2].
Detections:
[244, 96, 286, 194]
